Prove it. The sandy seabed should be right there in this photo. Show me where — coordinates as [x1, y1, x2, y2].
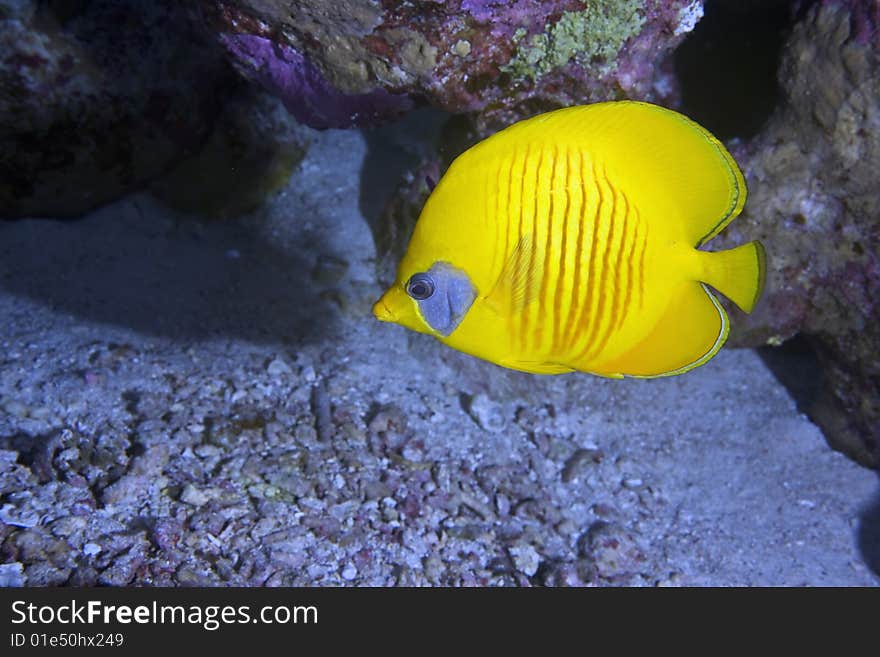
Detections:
[1, 128, 878, 586]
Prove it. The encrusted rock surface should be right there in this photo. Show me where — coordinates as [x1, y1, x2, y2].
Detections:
[203, 0, 705, 128]
[0, 0, 228, 219]
[150, 88, 311, 219]
[716, 0, 880, 466]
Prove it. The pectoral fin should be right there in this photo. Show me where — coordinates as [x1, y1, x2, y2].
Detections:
[484, 233, 544, 315]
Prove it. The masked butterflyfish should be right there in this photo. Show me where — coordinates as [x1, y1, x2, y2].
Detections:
[372, 101, 766, 378]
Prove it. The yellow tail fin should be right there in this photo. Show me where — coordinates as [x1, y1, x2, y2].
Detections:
[700, 241, 766, 313]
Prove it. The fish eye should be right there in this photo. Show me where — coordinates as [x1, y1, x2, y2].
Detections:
[406, 273, 435, 300]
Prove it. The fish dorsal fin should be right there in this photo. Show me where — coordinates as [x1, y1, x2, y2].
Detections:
[484, 233, 543, 314]
[483, 102, 746, 247]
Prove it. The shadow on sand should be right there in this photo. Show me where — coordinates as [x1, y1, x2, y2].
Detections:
[0, 195, 338, 346]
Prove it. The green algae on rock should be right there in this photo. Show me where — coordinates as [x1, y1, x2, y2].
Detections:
[502, 0, 647, 80]
[203, 0, 702, 126]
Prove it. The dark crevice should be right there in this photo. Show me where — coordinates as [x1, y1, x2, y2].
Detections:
[858, 481, 880, 577]
[675, 0, 803, 141]
[757, 334, 824, 421]
[760, 335, 880, 574]
[0, 431, 62, 483]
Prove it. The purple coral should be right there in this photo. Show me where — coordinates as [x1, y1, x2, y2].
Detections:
[819, 0, 880, 44]
[220, 34, 413, 130]
[205, 0, 700, 126]
[460, 0, 575, 37]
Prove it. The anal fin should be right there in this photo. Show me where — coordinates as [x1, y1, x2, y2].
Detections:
[499, 359, 574, 375]
[590, 283, 729, 378]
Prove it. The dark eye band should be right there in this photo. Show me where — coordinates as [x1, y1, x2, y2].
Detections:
[406, 273, 435, 300]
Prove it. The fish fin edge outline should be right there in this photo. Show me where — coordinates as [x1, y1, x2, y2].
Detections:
[625, 284, 730, 379]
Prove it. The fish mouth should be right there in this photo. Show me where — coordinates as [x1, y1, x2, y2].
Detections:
[372, 297, 396, 322]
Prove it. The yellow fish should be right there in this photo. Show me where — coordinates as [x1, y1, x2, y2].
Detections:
[373, 101, 766, 378]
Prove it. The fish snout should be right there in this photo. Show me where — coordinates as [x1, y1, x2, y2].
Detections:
[372, 295, 396, 322]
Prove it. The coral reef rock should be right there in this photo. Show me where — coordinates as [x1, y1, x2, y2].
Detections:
[202, 0, 704, 128]
[716, 0, 880, 467]
[150, 88, 312, 219]
[0, 0, 235, 219]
